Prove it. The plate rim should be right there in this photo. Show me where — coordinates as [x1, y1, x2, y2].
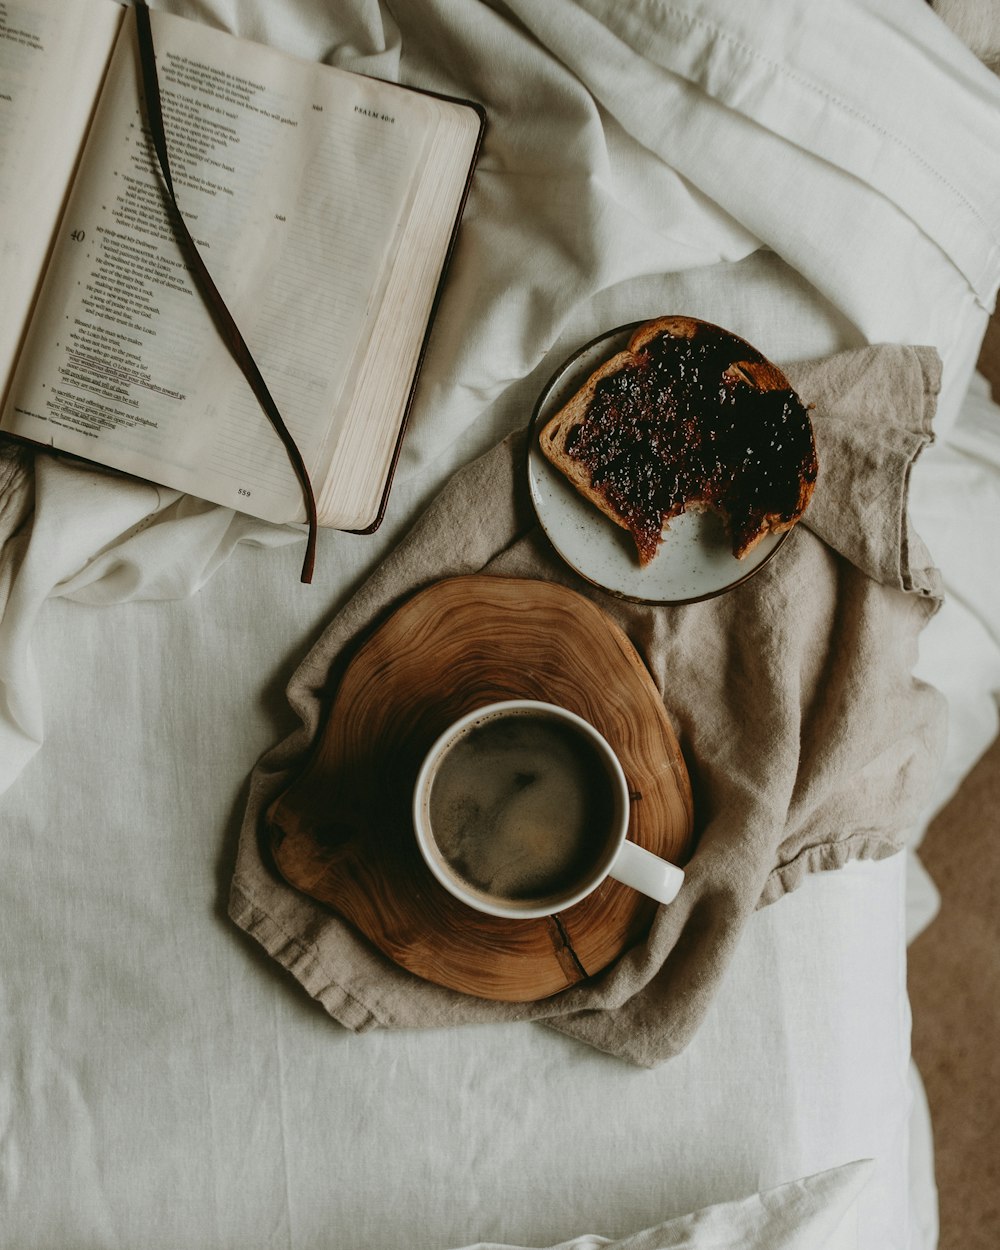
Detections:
[526, 319, 789, 607]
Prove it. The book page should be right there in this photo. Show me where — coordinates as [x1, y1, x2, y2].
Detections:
[318, 100, 483, 529]
[0, 0, 124, 406]
[2, 6, 435, 523]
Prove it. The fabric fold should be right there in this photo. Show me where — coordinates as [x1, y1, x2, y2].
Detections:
[571, 0, 1000, 307]
[0, 440, 304, 790]
[786, 346, 943, 596]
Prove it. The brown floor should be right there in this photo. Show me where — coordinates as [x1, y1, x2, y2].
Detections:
[906, 323, 1000, 1247]
[908, 737, 1000, 1247]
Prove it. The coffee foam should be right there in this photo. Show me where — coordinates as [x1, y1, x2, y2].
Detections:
[426, 710, 615, 903]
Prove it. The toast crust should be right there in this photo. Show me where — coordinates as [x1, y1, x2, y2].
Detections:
[539, 316, 817, 565]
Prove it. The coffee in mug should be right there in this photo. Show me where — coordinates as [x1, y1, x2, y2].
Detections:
[413, 700, 684, 919]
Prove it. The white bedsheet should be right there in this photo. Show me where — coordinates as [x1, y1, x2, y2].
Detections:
[3, 1, 1000, 1246]
[1, 564, 913, 1249]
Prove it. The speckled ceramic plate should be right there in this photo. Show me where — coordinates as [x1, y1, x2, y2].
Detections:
[526, 322, 788, 605]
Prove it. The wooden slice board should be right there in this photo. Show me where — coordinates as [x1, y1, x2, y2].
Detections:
[264, 575, 694, 1002]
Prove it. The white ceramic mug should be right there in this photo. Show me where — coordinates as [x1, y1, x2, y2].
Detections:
[412, 699, 684, 920]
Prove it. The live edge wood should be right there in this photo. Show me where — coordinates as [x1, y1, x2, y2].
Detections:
[265, 575, 694, 1002]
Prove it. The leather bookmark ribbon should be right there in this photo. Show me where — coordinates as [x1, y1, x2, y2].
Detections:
[133, 0, 318, 583]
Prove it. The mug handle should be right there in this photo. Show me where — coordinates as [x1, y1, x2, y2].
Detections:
[609, 840, 684, 906]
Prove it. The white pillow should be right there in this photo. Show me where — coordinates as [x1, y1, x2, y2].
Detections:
[455, 1160, 874, 1250]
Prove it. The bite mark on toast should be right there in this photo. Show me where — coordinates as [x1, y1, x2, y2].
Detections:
[539, 316, 817, 566]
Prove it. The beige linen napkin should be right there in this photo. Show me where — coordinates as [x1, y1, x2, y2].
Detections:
[229, 344, 946, 1067]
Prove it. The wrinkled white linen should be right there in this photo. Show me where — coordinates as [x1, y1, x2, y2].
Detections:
[2, 0, 1000, 790]
[913, 371, 1000, 794]
[454, 1160, 874, 1250]
[0, 456, 301, 781]
[2, 1, 1000, 1247]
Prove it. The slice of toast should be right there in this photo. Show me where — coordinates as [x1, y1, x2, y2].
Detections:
[539, 316, 817, 566]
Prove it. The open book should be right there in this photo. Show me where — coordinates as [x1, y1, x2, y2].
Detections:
[0, 0, 483, 535]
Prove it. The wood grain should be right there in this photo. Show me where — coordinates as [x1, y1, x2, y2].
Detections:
[265, 575, 694, 1001]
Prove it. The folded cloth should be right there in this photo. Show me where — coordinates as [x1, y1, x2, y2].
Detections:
[229, 343, 946, 1067]
[449, 1159, 875, 1250]
[0, 439, 304, 790]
